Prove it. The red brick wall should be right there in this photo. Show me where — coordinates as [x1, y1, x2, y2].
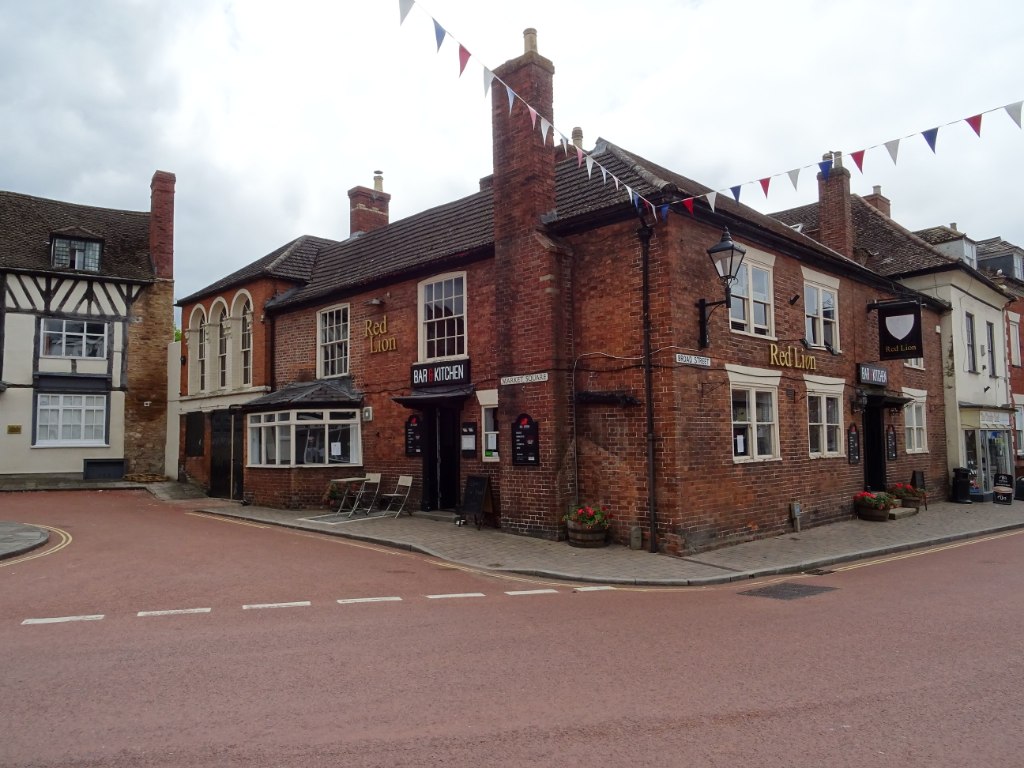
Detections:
[817, 159, 854, 259]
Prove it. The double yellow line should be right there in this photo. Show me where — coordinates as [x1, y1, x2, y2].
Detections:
[0, 524, 73, 568]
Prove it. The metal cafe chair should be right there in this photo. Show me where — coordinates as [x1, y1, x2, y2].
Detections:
[380, 475, 414, 518]
[348, 472, 381, 516]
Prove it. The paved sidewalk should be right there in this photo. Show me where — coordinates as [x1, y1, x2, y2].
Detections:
[3, 479, 1023, 584]
[193, 495, 1024, 585]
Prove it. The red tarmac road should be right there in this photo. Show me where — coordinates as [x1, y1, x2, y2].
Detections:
[2, 490, 1023, 767]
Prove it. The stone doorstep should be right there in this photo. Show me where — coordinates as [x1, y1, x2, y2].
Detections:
[888, 506, 920, 520]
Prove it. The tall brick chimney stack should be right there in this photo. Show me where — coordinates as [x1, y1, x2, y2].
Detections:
[348, 171, 391, 236]
[817, 151, 853, 258]
[149, 170, 175, 279]
[863, 184, 891, 218]
[491, 29, 575, 539]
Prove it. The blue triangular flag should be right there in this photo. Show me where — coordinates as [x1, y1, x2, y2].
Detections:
[922, 127, 939, 153]
[818, 159, 832, 181]
[730, 185, 741, 203]
[433, 19, 446, 51]
[659, 204, 669, 222]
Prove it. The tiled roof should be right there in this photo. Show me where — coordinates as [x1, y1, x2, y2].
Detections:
[243, 377, 363, 410]
[267, 138, 884, 311]
[914, 225, 965, 245]
[177, 234, 336, 305]
[977, 236, 1020, 257]
[0, 190, 153, 281]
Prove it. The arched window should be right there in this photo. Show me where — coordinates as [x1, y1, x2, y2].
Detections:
[197, 317, 207, 391]
[214, 305, 228, 388]
[240, 299, 253, 386]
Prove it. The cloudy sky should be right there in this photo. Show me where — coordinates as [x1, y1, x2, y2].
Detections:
[2, 0, 1022, 318]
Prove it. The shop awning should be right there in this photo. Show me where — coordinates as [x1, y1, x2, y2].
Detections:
[865, 392, 913, 409]
[392, 385, 475, 409]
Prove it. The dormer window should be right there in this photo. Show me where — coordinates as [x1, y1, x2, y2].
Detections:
[52, 237, 101, 272]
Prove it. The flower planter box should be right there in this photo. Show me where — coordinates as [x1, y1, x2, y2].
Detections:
[566, 520, 609, 548]
[855, 504, 892, 522]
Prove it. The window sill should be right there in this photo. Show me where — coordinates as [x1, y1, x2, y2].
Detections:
[808, 453, 845, 460]
[33, 442, 109, 449]
[732, 455, 782, 464]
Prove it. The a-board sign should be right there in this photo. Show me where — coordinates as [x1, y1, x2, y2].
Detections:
[847, 423, 860, 465]
[886, 424, 898, 461]
[405, 415, 423, 456]
[512, 413, 540, 466]
[462, 475, 498, 528]
[993, 472, 1014, 505]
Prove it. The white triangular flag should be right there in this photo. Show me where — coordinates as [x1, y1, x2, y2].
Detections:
[885, 138, 900, 165]
[539, 118, 551, 145]
[505, 85, 515, 115]
[585, 156, 594, 178]
[787, 168, 800, 190]
[482, 68, 494, 97]
[399, 0, 415, 24]
[1006, 101, 1023, 128]
[706, 191, 717, 213]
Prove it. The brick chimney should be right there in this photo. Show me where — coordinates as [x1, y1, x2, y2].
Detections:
[863, 184, 891, 218]
[348, 171, 391, 236]
[149, 170, 175, 279]
[491, 29, 574, 538]
[817, 151, 853, 258]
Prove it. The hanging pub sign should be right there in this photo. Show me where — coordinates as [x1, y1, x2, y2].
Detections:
[405, 415, 423, 456]
[877, 301, 923, 360]
[511, 413, 540, 466]
[847, 423, 860, 465]
[886, 424, 898, 461]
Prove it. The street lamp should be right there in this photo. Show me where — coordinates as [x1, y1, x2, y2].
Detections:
[697, 226, 747, 349]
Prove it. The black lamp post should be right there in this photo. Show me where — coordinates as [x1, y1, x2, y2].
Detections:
[697, 226, 747, 349]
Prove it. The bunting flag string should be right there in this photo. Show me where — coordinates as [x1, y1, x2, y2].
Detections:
[398, 1, 1021, 225]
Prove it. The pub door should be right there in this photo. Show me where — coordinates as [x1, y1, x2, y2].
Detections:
[210, 409, 244, 500]
[421, 406, 461, 511]
[862, 404, 887, 491]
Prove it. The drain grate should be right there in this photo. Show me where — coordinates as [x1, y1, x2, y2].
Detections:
[740, 583, 837, 601]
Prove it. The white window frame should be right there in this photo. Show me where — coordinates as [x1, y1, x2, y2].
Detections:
[729, 249, 775, 340]
[1009, 313, 1021, 368]
[418, 271, 467, 362]
[726, 365, 781, 462]
[965, 312, 978, 372]
[1015, 403, 1024, 456]
[198, 317, 208, 391]
[477, 389, 499, 462]
[904, 356, 925, 370]
[805, 375, 845, 458]
[903, 387, 928, 454]
[40, 318, 107, 359]
[247, 409, 362, 467]
[240, 299, 253, 386]
[801, 268, 840, 352]
[34, 393, 107, 446]
[317, 305, 350, 379]
[212, 303, 229, 389]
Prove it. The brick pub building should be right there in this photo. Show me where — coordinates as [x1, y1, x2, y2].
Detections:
[178, 31, 947, 554]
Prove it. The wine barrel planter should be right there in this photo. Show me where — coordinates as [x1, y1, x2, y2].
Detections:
[566, 520, 609, 548]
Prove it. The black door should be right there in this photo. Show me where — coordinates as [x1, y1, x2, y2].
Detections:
[862, 405, 886, 491]
[421, 406, 461, 510]
[210, 410, 244, 499]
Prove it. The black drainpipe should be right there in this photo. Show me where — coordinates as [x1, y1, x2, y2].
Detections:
[638, 221, 658, 553]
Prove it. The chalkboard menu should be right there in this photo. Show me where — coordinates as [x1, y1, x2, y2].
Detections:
[886, 424, 897, 461]
[405, 415, 423, 456]
[462, 475, 498, 528]
[511, 413, 539, 466]
[847, 423, 860, 465]
[993, 472, 1014, 505]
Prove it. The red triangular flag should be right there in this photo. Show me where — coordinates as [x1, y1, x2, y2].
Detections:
[966, 114, 983, 137]
[850, 149, 866, 173]
[682, 198, 695, 216]
[458, 45, 471, 77]
[759, 177, 771, 197]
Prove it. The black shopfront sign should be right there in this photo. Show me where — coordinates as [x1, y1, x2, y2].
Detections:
[847, 424, 860, 465]
[877, 301, 923, 360]
[511, 413, 540, 466]
[405, 415, 423, 456]
[410, 359, 471, 387]
[857, 363, 888, 387]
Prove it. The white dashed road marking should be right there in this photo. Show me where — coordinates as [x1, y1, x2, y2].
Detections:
[242, 601, 312, 610]
[337, 596, 403, 604]
[137, 608, 212, 617]
[505, 589, 559, 596]
[426, 592, 486, 599]
[574, 586, 615, 592]
[22, 615, 105, 625]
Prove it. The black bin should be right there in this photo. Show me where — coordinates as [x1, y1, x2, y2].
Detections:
[951, 467, 972, 503]
[1015, 477, 1024, 501]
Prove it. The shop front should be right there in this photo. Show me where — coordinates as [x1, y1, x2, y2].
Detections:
[961, 407, 1014, 495]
